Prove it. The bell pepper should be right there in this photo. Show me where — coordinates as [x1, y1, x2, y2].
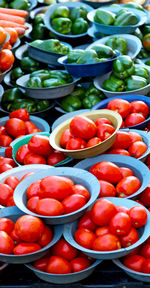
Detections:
[68, 49, 84, 63]
[60, 44, 70, 55]
[71, 85, 86, 100]
[125, 75, 147, 91]
[26, 77, 42, 89]
[1, 88, 24, 106]
[37, 100, 51, 111]
[11, 67, 24, 85]
[105, 36, 116, 50]
[138, 47, 149, 59]
[134, 66, 149, 80]
[85, 84, 103, 97]
[51, 6, 69, 19]
[145, 59, 150, 66]
[106, 36, 128, 55]
[10, 0, 30, 9]
[77, 50, 99, 64]
[51, 17, 72, 34]
[70, 7, 88, 21]
[124, 2, 145, 12]
[0, 0, 7, 7]
[35, 39, 62, 53]
[112, 55, 135, 79]
[83, 95, 102, 109]
[114, 11, 138, 26]
[103, 75, 125, 92]
[43, 78, 66, 88]
[20, 57, 40, 73]
[31, 23, 47, 40]
[143, 34, 150, 51]
[9, 99, 37, 113]
[141, 25, 150, 36]
[91, 44, 116, 58]
[71, 18, 88, 35]
[34, 14, 45, 25]
[61, 95, 82, 112]
[94, 9, 115, 25]
[133, 28, 143, 40]
[49, 71, 72, 82]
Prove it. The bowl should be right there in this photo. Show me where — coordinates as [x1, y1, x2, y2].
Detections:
[15, 44, 28, 60]
[0, 206, 63, 264]
[30, 6, 48, 19]
[82, 0, 116, 9]
[87, 7, 147, 35]
[44, 2, 93, 40]
[91, 94, 150, 130]
[16, 73, 80, 100]
[74, 154, 150, 199]
[0, 66, 13, 84]
[0, 84, 4, 100]
[0, 33, 10, 52]
[11, 38, 21, 53]
[28, 0, 38, 11]
[0, 262, 8, 275]
[24, 23, 33, 40]
[49, 109, 122, 159]
[86, 34, 142, 59]
[63, 197, 150, 260]
[13, 167, 100, 225]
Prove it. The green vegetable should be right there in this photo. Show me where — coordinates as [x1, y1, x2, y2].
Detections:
[141, 25, 150, 36]
[85, 84, 102, 97]
[34, 14, 45, 25]
[145, 59, 150, 66]
[10, 0, 30, 9]
[125, 75, 147, 91]
[31, 23, 47, 40]
[138, 47, 149, 59]
[0, 0, 7, 7]
[30, 71, 51, 81]
[105, 36, 128, 55]
[114, 11, 138, 26]
[61, 95, 82, 112]
[112, 55, 135, 79]
[43, 78, 66, 87]
[20, 57, 40, 73]
[134, 66, 149, 80]
[51, 17, 72, 34]
[26, 77, 42, 88]
[49, 71, 72, 82]
[103, 75, 125, 92]
[134, 28, 143, 40]
[67, 49, 84, 63]
[34, 39, 62, 53]
[1, 88, 24, 105]
[11, 67, 24, 84]
[60, 44, 70, 55]
[51, 6, 69, 19]
[77, 50, 100, 64]
[94, 9, 115, 25]
[9, 99, 36, 113]
[91, 44, 116, 58]
[124, 2, 144, 12]
[71, 86, 86, 100]
[70, 7, 88, 21]
[71, 18, 88, 35]
[36, 100, 50, 111]
[83, 95, 101, 109]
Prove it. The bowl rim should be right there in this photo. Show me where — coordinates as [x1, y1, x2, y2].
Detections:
[113, 258, 150, 277]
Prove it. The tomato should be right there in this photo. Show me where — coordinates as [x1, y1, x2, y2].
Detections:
[46, 256, 71, 274]
[14, 243, 41, 255]
[66, 138, 86, 150]
[36, 198, 64, 216]
[143, 34, 150, 51]
[0, 183, 13, 206]
[10, 229, 21, 244]
[27, 196, 40, 213]
[96, 124, 115, 141]
[108, 148, 131, 156]
[95, 226, 110, 237]
[60, 129, 72, 148]
[62, 194, 86, 214]
[86, 137, 102, 148]
[0, 49, 14, 71]
[92, 233, 121, 251]
[0, 126, 6, 135]
[129, 206, 147, 228]
[0, 218, 14, 234]
[16, 144, 30, 164]
[109, 212, 131, 236]
[39, 176, 73, 201]
[120, 227, 139, 248]
[47, 151, 65, 166]
[116, 206, 129, 214]
[33, 256, 49, 272]
[98, 180, 116, 197]
[107, 99, 131, 119]
[146, 153, 150, 165]
[139, 185, 150, 207]
[123, 255, 145, 272]
[24, 121, 38, 134]
[2, 40, 12, 50]
[91, 199, 117, 226]
[4, 176, 19, 190]
[112, 131, 132, 149]
[116, 176, 141, 198]
[71, 256, 90, 272]
[128, 246, 141, 256]
[120, 167, 134, 178]
[142, 259, 150, 273]
[5, 146, 13, 158]
[128, 141, 147, 158]
[15, 215, 44, 242]
[27, 180, 41, 199]
[78, 211, 97, 232]
[24, 153, 46, 165]
[0, 156, 16, 167]
[5, 28, 18, 45]
[74, 228, 95, 249]
[38, 225, 53, 247]
[28, 135, 53, 157]
[89, 161, 122, 184]
[120, 120, 125, 128]
[5, 118, 26, 138]
[140, 244, 150, 259]
[9, 109, 29, 121]
[0, 135, 13, 147]
[6, 196, 16, 207]
[0, 164, 12, 174]
[125, 113, 145, 127]
[130, 101, 149, 118]
[72, 184, 90, 201]
[0, 27, 7, 45]
[20, 172, 34, 181]
[128, 131, 143, 144]
[70, 116, 97, 140]
[52, 238, 78, 261]
[95, 117, 112, 126]
[0, 231, 14, 254]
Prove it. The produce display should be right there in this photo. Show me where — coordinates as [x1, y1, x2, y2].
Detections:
[1, 0, 32, 10]
[105, 36, 128, 55]
[30, 39, 71, 55]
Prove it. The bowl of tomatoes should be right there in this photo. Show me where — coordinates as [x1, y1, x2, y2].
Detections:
[64, 197, 150, 260]
[13, 167, 100, 225]
[0, 206, 63, 264]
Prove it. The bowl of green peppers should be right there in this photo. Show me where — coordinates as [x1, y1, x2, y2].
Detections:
[9, 0, 38, 11]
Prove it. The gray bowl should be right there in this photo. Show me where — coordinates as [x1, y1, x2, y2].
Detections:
[82, 0, 116, 9]
[28, 0, 38, 11]
[64, 197, 150, 260]
[0, 84, 4, 100]
[16, 73, 80, 99]
[24, 23, 33, 39]
[0, 66, 13, 84]
[0, 206, 63, 264]
[3, 71, 14, 88]
[13, 167, 100, 225]
[15, 44, 28, 60]
[11, 38, 21, 53]
[30, 6, 48, 19]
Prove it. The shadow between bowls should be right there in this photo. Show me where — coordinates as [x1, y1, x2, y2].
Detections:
[13, 167, 100, 225]
[63, 197, 150, 260]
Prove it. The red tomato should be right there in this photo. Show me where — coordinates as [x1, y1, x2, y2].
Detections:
[92, 233, 121, 251]
[89, 161, 122, 184]
[20, 172, 34, 181]
[0, 218, 14, 234]
[71, 256, 91, 272]
[120, 227, 139, 248]
[95, 226, 110, 237]
[96, 124, 115, 141]
[27, 196, 40, 213]
[91, 199, 117, 226]
[0, 135, 12, 147]
[0, 157, 16, 167]
[24, 121, 37, 134]
[123, 255, 145, 272]
[47, 151, 65, 166]
[107, 99, 131, 119]
[14, 243, 41, 255]
[28, 135, 53, 157]
[125, 113, 145, 127]
[120, 121, 125, 128]
[24, 153, 46, 165]
[62, 194, 86, 214]
[39, 176, 73, 201]
[86, 137, 102, 148]
[60, 129, 72, 148]
[98, 180, 116, 197]
[70, 116, 97, 140]
[51, 238, 78, 261]
[109, 212, 131, 236]
[15, 215, 44, 242]
[74, 228, 95, 249]
[130, 101, 149, 118]
[72, 184, 90, 201]
[140, 244, 150, 259]
[146, 154, 150, 165]
[0, 164, 12, 174]
[27, 180, 41, 199]
[5, 146, 13, 158]
[139, 185, 150, 207]
[0, 183, 13, 206]
[5, 118, 26, 138]
[78, 211, 97, 231]
[16, 144, 30, 164]
[108, 148, 131, 156]
[116, 206, 129, 214]
[120, 167, 134, 178]
[129, 206, 147, 228]
[0, 49, 14, 71]
[128, 131, 143, 143]
[66, 137, 86, 150]
[9, 109, 29, 121]
[0, 231, 14, 254]
[6, 196, 16, 207]
[33, 256, 49, 272]
[142, 259, 150, 273]
[46, 256, 71, 274]
[112, 131, 132, 149]
[0, 126, 6, 135]
[10, 229, 21, 244]
[128, 141, 147, 158]
[36, 198, 64, 216]
[116, 176, 141, 198]
[38, 225, 53, 247]
[4, 176, 19, 190]
[95, 117, 112, 126]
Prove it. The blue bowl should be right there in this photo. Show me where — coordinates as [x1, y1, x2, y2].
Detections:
[58, 51, 120, 78]
[74, 154, 150, 199]
[91, 94, 150, 130]
[64, 197, 150, 260]
[82, 0, 116, 9]
[28, 0, 38, 11]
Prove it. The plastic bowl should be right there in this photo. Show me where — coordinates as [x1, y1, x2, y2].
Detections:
[49, 109, 122, 159]
[11, 38, 21, 53]
[13, 167, 100, 225]
[30, 6, 48, 19]
[82, 0, 116, 9]
[74, 154, 150, 199]
[15, 44, 28, 60]
[91, 94, 150, 130]
[0, 84, 4, 100]
[86, 34, 142, 59]
[64, 197, 150, 260]
[0, 65, 13, 84]
[58, 51, 120, 78]
[0, 206, 63, 264]
[28, 0, 38, 11]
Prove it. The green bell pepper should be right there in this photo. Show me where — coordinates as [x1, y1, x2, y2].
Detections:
[1, 88, 24, 105]
[26, 77, 43, 89]
[71, 85, 86, 100]
[71, 18, 88, 35]
[94, 9, 115, 25]
[30, 70, 50, 77]
[51, 6, 69, 19]
[0, 0, 7, 7]
[11, 67, 24, 84]
[124, 2, 144, 12]
[91, 44, 116, 58]
[77, 50, 100, 64]
[85, 84, 103, 97]
[35, 39, 62, 53]
[31, 23, 47, 40]
[60, 44, 70, 55]
[34, 14, 45, 25]
[105, 36, 128, 55]
[51, 17, 72, 34]
[9, 99, 37, 113]
[112, 55, 135, 79]
[145, 59, 150, 66]
[67, 49, 84, 63]
[141, 25, 150, 36]
[49, 71, 72, 82]
[134, 66, 149, 80]
[83, 95, 101, 109]
[114, 11, 138, 26]
[133, 28, 143, 40]
[70, 7, 88, 21]
[61, 95, 82, 112]
[37, 100, 50, 111]
[138, 47, 149, 59]
[125, 75, 147, 91]
[43, 78, 66, 87]
[10, 0, 30, 9]
[103, 75, 125, 92]
[20, 57, 40, 73]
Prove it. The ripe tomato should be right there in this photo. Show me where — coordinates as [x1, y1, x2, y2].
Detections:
[0, 126, 6, 135]
[140, 244, 150, 259]
[0, 49, 14, 71]
[5, 28, 18, 45]
[24, 153, 46, 165]
[24, 121, 37, 134]
[129, 206, 147, 228]
[120, 167, 134, 178]
[120, 227, 139, 248]
[108, 148, 130, 156]
[60, 129, 72, 148]
[107, 99, 131, 119]
[112, 131, 132, 149]
[28, 135, 53, 157]
[0, 156, 15, 167]
[15, 215, 44, 242]
[33, 256, 49, 272]
[120, 120, 125, 128]
[0, 27, 7, 45]
[2, 40, 12, 50]
[142, 259, 150, 273]
[0, 163, 12, 174]
[92, 233, 121, 251]
[5, 146, 13, 158]
[86, 137, 102, 148]
[123, 255, 145, 272]
[0, 231, 14, 254]
[91, 199, 117, 226]
[27, 180, 41, 199]
[78, 211, 97, 232]
[95, 226, 110, 237]
[38, 225, 53, 247]
[146, 154, 150, 165]
[74, 228, 95, 249]
[27, 196, 40, 213]
[47, 151, 65, 166]
[46, 256, 71, 274]
[95, 117, 112, 126]
[16, 144, 30, 164]
[128, 131, 143, 143]
[4, 176, 19, 190]
[10, 229, 21, 244]
[116, 176, 141, 198]
[9, 109, 29, 121]
[70, 116, 97, 140]
[66, 138, 86, 150]
[52, 238, 78, 261]
[0, 183, 13, 206]
[0, 218, 14, 234]
[62, 194, 86, 214]
[20, 172, 34, 181]
[72, 184, 90, 201]
[5, 118, 26, 138]
[6, 196, 16, 207]
[89, 161, 122, 184]
[39, 176, 73, 201]
[125, 113, 145, 127]
[96, 124, 115, 141]
[98, 180, 116, 197]
[71, 256, 90, 272]
[109, 212, 131, 236]
[14, 243, 41, 255]
[36, 198, 64, 216]
[0, 135, 12, 147]
[130, 101, 149, 118]
[128, 141, 147, 158]
[116, 206, 129, 214]
[139, 185, 150, 207]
